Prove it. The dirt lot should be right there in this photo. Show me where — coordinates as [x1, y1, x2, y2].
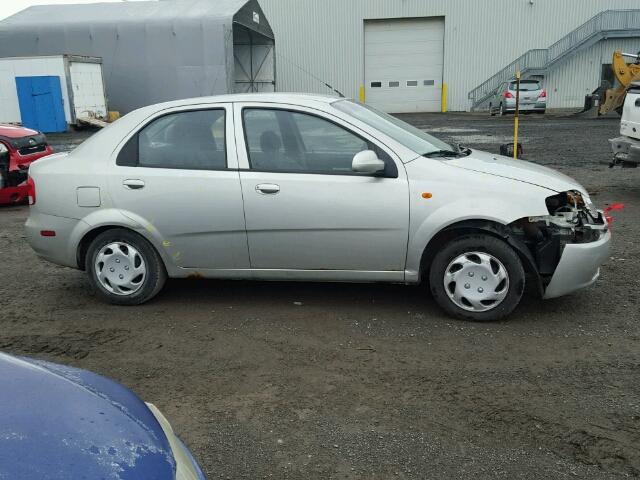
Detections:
[1, 112, 639, 479]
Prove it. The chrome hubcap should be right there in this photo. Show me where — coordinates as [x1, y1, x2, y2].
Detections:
[95, 242, 146, 296]
[444, 251, 509, 312]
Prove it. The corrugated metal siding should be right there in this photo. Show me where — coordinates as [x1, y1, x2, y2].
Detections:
[259, 0, 640, 111]
[547, 38, 640, 109]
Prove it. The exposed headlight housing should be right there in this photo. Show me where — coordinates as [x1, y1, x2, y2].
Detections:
[146, 403, 207, 480]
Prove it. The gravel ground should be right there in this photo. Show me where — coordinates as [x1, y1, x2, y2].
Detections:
[1, 112, 639, 479]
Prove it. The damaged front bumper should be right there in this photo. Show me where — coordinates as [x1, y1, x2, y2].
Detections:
[512, 190, 611, 300]
[543, 228, 611, 299]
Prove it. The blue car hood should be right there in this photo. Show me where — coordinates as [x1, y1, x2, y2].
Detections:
[0, 353, 175, 480]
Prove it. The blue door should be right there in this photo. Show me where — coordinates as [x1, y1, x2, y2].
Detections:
[15, 76, 66, 133]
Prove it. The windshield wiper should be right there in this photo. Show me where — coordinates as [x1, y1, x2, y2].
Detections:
[422, 146, 472, 158]
[422, 149, 463, 158]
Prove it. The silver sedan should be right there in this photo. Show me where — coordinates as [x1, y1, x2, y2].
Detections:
[489, 79, 547, 115]
[25, 93, 609, 321]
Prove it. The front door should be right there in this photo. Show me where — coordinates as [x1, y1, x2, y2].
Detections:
[234, 103, 409, 276]
[109, 105, 249, 271]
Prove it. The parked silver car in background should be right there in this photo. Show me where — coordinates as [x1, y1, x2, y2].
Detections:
[489, 79, 547, 115]
[25, 93, 608, 321]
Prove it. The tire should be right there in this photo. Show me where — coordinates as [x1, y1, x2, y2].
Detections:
[499, 103, 507, 116]
[428, 234, 525, 321]
[489, 103, 496, 116]
[86, 228, 167, 305]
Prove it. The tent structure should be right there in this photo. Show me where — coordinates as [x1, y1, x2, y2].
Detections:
[0, 0, 275, 113]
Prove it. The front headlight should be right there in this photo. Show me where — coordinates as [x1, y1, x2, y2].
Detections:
[146, 403, 207, 480]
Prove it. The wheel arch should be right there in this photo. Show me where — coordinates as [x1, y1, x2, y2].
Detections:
[77, 225, 167, 272]
[419, 219, 542, 295]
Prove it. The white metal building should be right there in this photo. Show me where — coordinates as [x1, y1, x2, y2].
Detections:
[259, 0, 640, 112]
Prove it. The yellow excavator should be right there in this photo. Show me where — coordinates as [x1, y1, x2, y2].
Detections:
[598, 50, 640, 116]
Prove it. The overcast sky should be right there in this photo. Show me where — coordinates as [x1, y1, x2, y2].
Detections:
[1, 0, 152, 22]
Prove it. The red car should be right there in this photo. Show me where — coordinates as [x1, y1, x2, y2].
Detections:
[0, 125, 53, 205]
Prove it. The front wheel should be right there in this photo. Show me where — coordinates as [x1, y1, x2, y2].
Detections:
[86, 228, 167, 305]
[428, 234, 525, 321]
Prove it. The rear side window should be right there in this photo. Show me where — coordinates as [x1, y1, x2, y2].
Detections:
[117, 109, 226, 170]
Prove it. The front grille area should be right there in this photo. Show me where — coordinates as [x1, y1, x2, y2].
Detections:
[18, 144, 46, 156]
[10, 133, 47, 150]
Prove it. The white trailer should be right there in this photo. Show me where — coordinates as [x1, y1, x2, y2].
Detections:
[0, 55, 107, 130]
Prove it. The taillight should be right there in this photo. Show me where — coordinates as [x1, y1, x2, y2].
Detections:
[504, 91, 514, 99]
[26, 175, 36, 205]
[539, 90, 547, 98]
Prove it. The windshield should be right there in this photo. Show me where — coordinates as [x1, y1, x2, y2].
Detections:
[509, 81, 540, 91]
[332, 100, 453, 156]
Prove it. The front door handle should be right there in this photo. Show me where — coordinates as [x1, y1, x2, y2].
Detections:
[123, 179, 145, 190]
[255, 183, 280, 195]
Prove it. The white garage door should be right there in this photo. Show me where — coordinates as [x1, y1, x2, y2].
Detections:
[364, 17, 444, 113]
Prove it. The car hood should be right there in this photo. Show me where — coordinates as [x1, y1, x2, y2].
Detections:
[0, 124, 39, 138]
[0, 353, 176, 480]
[441, 149, 584, 193]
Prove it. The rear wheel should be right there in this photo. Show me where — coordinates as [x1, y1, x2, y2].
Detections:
[86, 228, 166, 305]
[489, 103, 496, 116]
[499, 102, 507, 116]
[428, 234, 525, 321]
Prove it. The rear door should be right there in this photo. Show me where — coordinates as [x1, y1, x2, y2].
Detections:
[68, 61, 108, 121]
[109, 104, 249, 270]
[234, 102, 409, 277]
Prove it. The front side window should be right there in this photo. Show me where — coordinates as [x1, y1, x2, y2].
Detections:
[118, 109, 226, 170]
[243, 108, 394, 175]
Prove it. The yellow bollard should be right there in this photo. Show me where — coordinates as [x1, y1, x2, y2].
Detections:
[359, 85, 366, 103]
[513, 71, 520, 160]
[441, 83, 447, 113]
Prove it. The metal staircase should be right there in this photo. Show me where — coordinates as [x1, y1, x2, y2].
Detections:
[468, 9, 640, 110]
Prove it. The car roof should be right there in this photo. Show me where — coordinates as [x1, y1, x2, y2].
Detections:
[153, 92, 342, 109]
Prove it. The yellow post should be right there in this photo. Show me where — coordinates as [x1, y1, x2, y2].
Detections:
[513, 71, 520, 160]
[359, 85, 366, 103]
[441, 83, 448, 113]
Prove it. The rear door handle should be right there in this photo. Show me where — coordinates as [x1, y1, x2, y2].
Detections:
[255, 183, 280, 194]
[123, 179, 145, 190]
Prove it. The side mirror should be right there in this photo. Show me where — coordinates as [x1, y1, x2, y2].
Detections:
[352, 150, 385, 174]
